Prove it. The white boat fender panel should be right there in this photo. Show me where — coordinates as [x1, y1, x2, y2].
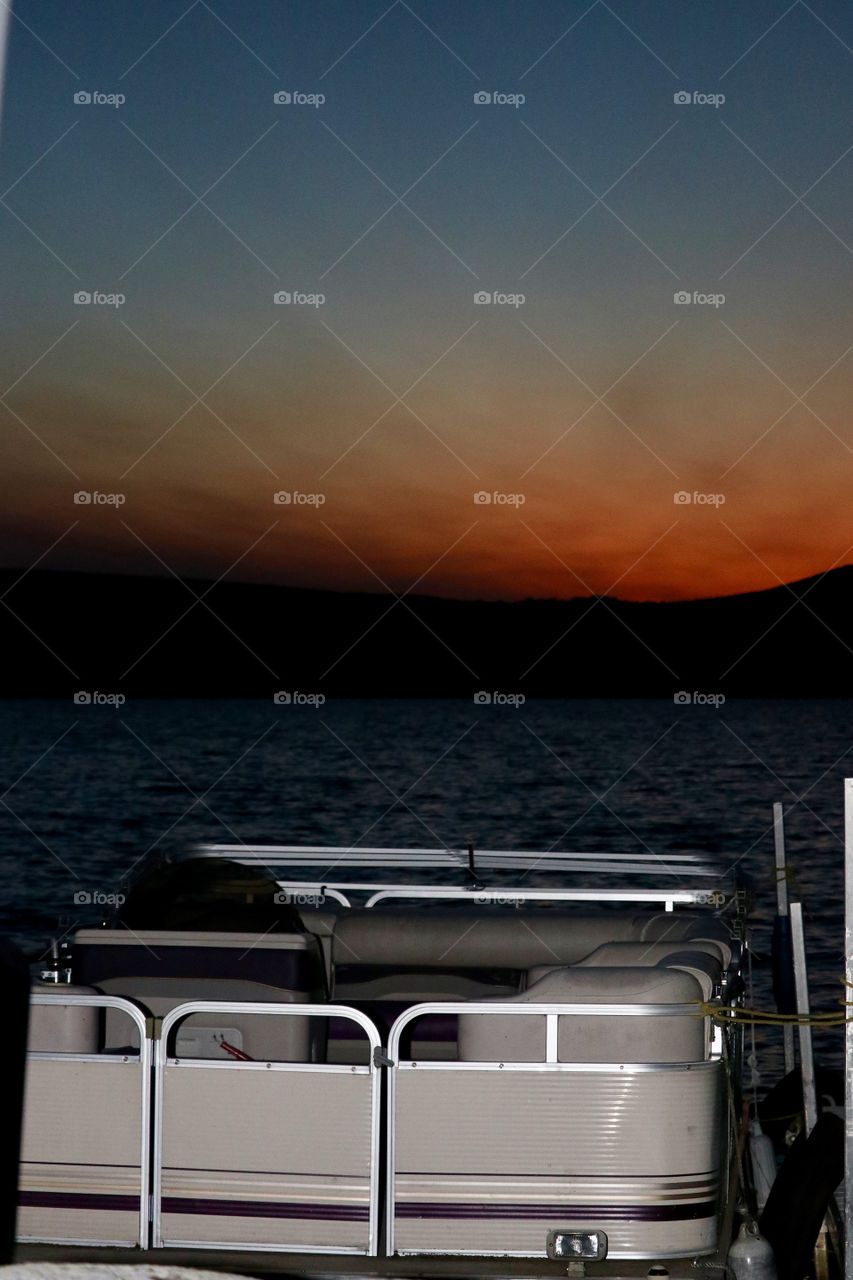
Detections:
[748, 1118, 777, 1213]
[728, 1219, 778, 1280]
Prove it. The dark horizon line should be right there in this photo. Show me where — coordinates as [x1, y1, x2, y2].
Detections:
[2, 561, 851, 610]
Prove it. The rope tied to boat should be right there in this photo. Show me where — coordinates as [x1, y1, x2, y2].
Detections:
[697, 986, 850, 1028]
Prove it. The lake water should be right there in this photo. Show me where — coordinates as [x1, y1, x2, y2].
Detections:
[2, 697, 848, 1070]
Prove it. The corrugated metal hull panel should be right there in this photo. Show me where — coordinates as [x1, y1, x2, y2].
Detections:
[160, 1066, 373, 1251]
[19, 1059, 144, 1246]
[393, 1065, 721, 1258]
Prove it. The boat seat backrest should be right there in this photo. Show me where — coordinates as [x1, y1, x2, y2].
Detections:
[457, 965, 706, 1064]
[330, 910, 693, 970]
[73, 929, 324, 1060]
[538, 940, 724, 1000]
[638, 913, 734, 966]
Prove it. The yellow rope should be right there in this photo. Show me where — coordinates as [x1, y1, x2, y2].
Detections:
[694, 976, 853, 1028]
[697, 1001, 848, 1028]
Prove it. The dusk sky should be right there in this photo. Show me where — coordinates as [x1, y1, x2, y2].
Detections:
[1, 0, 852, 601]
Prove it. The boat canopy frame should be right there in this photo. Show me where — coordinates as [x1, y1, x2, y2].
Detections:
[192, 843, 738, 912]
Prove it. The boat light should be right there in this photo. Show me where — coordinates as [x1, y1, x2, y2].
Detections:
[546, 1229, 608, 1260]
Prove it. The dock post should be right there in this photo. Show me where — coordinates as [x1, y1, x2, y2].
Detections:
[840, 773, 845, 1280]
[791, 900, 831, 1279]
[790, 901, 818, 1136]
[0, 942, 30, 1263]
[773, 801, 796, 1074]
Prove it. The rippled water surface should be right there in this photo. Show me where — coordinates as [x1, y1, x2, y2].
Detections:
[1, 698, 848, 1068]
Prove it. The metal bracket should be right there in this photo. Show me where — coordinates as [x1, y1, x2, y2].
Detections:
[466, 841, 484, 890]
[373, 1046, 394, 1068]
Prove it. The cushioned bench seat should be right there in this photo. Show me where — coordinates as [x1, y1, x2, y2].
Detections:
[457, 965, 707, 1064]
[529, 939, 724, 1000]
[331, 908, 732, 971]
[74, 929, 325, 1061]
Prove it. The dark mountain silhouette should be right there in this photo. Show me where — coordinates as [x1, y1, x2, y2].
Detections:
[0, 565, 852, 697]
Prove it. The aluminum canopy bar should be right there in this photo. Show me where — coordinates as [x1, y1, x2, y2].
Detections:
[194, 843, 730, 879]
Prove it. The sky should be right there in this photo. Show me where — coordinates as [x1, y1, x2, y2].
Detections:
[0, 0, 852, 602]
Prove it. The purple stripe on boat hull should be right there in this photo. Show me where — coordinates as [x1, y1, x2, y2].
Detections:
[162, 1197, 369, 1222]
[19, 1191, 139, 1212]
[19, 1189, 368, 1223]
[396, 1201, 716, 1223]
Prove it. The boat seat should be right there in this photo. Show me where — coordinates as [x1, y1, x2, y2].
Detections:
[73, 929, 325, 1061]
[528, 940, 723, 1000]
[457, 965, 707, 1064]
[27, 984, 101, 1053]
[330, 909, 705, 971]
[637, 913, 734, 966]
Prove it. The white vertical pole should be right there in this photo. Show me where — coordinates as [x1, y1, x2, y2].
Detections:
[773, 802, 796, 1074]
[0, 1, 11, 142]
[791, 899, 830, 1280]
[844, 779, 853, 1280]
[790, 901, 818, 1136]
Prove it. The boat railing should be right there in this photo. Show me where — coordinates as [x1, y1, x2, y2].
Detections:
[154, 1001, 383, 1255]
[21, 991, 729, 1261]
[21, 992, 151, 1248]
[384, 999, 725, 1260]
[273, 883, 726, 910]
